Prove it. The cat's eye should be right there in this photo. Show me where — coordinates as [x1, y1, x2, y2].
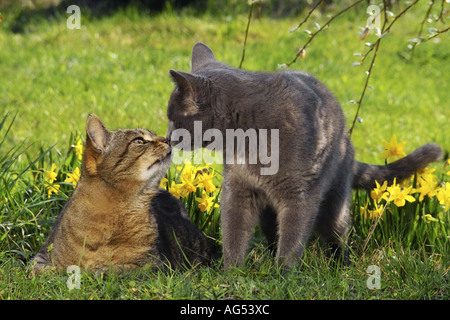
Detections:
[132, 137, 147, 145]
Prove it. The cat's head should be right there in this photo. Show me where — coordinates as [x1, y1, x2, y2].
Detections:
[82, 114, 172, 189]
[166, 42, 229, 146]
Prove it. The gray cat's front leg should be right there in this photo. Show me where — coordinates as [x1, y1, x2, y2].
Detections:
[221, 183, 259, 269]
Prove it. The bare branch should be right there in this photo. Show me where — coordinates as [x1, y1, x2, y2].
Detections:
[409, 0, 436, 60]
[349, 0, 420, 136]
[289, 0, 325, 34]
[286, 0, 365, 67]
[239, 1, 262, 69]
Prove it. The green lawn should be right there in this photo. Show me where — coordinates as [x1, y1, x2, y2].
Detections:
[0, 2, 449, 301]
[1, 3, 449, 160]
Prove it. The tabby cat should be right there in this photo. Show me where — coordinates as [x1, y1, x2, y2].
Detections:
[166, 42, 442, 269]
[31, 114, 217, 273]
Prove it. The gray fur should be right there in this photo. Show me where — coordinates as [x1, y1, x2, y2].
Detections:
[353, 143, 443, 190]
[166, 42, 443, 269]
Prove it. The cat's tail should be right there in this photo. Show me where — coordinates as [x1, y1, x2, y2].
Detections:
[352, 143, 443, 190]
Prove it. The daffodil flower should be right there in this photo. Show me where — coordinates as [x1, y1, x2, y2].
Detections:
[360, 205, 382, 220]
[195, 190, 219, 213]
[168, 181, 190, 199]
[47, 184, 60, 198]
[73, 136, 84, 161]
[177, 162, 198, 194]
[417, 167, 436, 177]
[391, 186, 415, 207]
[367, 203, 385, 220]
[415, 172, 439, 201]
[423, 214, 439, 223]
[195, 168, 217, 193]
[380, 135, 406, 162]
[159, 176, 168, 190]
[436, 182, 450, 211]
[64, 167, 80, 188]
[164, 161, 221, 211]
[45, 163, 58, 184]
[371, 180, 388, 200]
[383, 178, 415, 207]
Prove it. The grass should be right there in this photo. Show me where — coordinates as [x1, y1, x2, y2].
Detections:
[0, 2, 449, 301]
[2, 241, 449, 300]
[1, 3, 449, 159]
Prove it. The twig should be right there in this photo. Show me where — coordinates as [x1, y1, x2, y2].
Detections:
[422, 25, 450, 43]
[286, 0, 365, 67]
[409, 0, 436, 61]
[436, 0, 446, 22]
[349, 0, 420, 136]
[349, 0, 389, 135]
[348, 41, 381, 136]
[239, 1, 262, 69]
[288, 0, 324, 33]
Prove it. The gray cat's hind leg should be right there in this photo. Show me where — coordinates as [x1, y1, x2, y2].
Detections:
[259, 206, 278, 255]
[316, 188, 352, 266]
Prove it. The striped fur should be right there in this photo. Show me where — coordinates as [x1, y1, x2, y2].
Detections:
[31, 114, 216, 274]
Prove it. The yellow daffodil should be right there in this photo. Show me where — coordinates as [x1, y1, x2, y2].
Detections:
[367, 203, 385, 220]
[391, 186, 415, 207]
[415, 172, 439, 201]
[383, 178, 415, 207]
[45, 163, 58, 184]
[44, 163, 61, 197]
[360, 206, 367, 217]
[360, 205, 381, 220]
[73, 136, 84, 161]
[195, 167, 217, 193]
[181, 178, 197, 194]
[417, 167, 436, 177]
[446, 159, 450, 176]
[159, 176, 168, 190]
[177, 162, 198, 194]
[380, 135, 406, 162]
[422, 214, 439, 223]
[64, 167, 80, 188]
[177, 162, 196, 181]
[164, 161, 221, 211]
[168, 181, 182, 199]
[370, 180, 388, 200]
[195, 190, 219, 213]
[436, 182, 450, 211]
[168, 181, 190, 199]
[47, 183, 60, 198]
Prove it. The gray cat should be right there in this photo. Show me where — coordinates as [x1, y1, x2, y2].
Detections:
[166, 42, 442, 269]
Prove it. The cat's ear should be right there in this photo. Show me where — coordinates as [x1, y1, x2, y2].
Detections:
[84, 114, 110, 175]
[86, 114, 109, 153]
[170, 69, 195, 97]
[169, 69, 207, 116]
[191, 42, 216, 72]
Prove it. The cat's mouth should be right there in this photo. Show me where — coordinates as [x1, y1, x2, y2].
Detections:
[147, 150, 172, 170]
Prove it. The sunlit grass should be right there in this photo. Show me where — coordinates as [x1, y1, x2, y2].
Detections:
[0, 3, 449, 300]
[1, 5, 448, 163]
